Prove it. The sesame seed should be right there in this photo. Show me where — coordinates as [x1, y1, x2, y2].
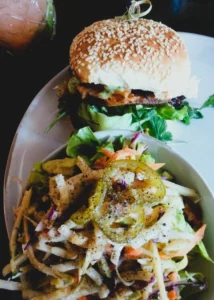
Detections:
[70, 18, 187, 75]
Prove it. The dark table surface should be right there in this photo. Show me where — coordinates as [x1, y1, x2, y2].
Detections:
[1, 0, 214, 299]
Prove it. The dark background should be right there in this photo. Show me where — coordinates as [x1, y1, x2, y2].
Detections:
[1, 0, 214, 299]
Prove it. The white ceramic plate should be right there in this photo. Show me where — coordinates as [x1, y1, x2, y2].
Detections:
[7, 129, 214, 299]
[4, 32, 214, 237]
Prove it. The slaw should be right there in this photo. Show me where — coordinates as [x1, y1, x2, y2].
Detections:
[0, 128, 212, 300]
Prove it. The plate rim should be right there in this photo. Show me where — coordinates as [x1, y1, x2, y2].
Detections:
[3, 66, 69, 236]
[178, 31, 214, 41]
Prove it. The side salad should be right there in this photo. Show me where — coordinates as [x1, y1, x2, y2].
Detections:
[0, 127, 213, 300]
[46, 78, 214, 142]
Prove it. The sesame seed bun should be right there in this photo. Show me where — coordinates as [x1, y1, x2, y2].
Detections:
[70, 18, 197, 101]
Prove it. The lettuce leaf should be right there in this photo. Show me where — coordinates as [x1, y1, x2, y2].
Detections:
[157, 104, 189, 121]
[78, 103, 135, 131]
[91, 142, 114, 162]
[200, 94, 214, 109]
[150, 271, 207, 299]
[113, 135, 125, 151]
[139, 152, 155, 163]
[66, 127, 100, 158]
[180, 101, 204, 125]
[197, 240, 214, 263]
[46, 78, 213, 141]
[157, 102, 203, 125]
[147, 114, 173, 142]
[179, 271, 207, 299]
[78, 103, 173, 142]
[173, 211, 213, 263]
[78, 101, 202, 142]
[185, 222, 213, 263]
[66, 127, 128, 162]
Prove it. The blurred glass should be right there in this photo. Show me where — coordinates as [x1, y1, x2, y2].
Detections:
[0, 0, 56, 52]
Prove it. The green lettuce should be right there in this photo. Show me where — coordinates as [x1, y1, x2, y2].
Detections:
[113, 135, 125, 151]
[200, 94, 214, 109]
[179, 271, 207, 299]
[77, 101, 205, 142]
[46, 81, 214, 143]
[173, 211, 213, 263]
[78, 103, 135, 131]
[78, 103, 173, 142]
[157, 102, 203, 125]
[78, 101, 204, 140]
[66, 126, 100, 158]
[157, 104, 189, 121]
[66, 127, 155, 166]
[148, 114, 172, 141]
[66, 127, 128, 163]
[179, 101, 203, 125]
[91, 142, 114, 162]
[139, 152, 155, 164]
[197, 240, 214, 263]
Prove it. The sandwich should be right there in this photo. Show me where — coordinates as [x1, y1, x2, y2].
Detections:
[50, 18, 201, 141]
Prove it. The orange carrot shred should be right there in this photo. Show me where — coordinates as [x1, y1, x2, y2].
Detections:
[167, 289, 177, 300]
[146, 163, 165, 170]
[98, 148, 165, 172]
[168, 272, 177, 281]
[105, 243, 112, 255]
[93, 156, 108, 169]
[108, 147, 138, 162]
[160, 224, 206, 259]
[124, 246, 143, 259]
[100, 149, 114, 158]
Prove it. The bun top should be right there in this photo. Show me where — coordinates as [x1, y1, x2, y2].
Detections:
[70, 18, 197, 100]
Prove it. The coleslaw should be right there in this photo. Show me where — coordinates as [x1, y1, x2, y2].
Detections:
[0, 128, 212, 300]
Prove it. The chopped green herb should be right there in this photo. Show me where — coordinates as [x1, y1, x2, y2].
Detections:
[200, 94, 214, 109]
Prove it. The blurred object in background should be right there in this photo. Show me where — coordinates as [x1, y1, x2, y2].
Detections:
[0, 0, 56, 52]
[149, 0, 214, 36]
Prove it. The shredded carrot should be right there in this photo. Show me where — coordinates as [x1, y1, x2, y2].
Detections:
[124, 246, 143, 259]
[100, 149, 114, 158]
[168, 272, 177, 281]
[101, 147, 138, 162]
[96, 148, 165, 171]
[93, 156, 109, 169]
[109, 148, 138, 162]
[73, 271, 79, 285]
[167, 289, 177, 300]
[147, 163, 165, 170]
[77, 297, 88, 300]
[160, 224, 206, 259]
[97, 147, 139, 167]
[105, 243, 112, 256]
